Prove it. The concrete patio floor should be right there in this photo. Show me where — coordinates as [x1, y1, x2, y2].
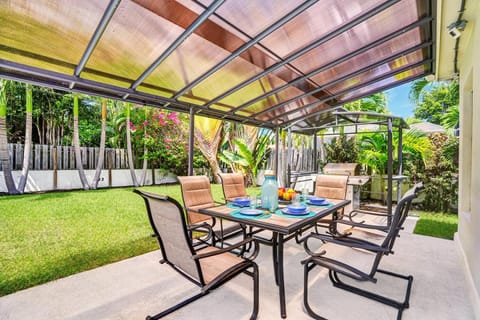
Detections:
[0, 217, 475, 320]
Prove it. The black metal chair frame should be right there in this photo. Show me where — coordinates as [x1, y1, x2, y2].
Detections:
[301, 184, 423, 320]
[134, 189, 260, 320]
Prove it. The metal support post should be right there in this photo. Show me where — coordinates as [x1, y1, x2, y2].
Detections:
[188, 107, 195, 176]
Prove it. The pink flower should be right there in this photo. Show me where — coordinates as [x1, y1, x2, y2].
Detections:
[158, 119, 166, 126]
[143, 120, 149, 126]
[164, 138, 172, 143]
[165, 145, 171, 150]
[167, 112, 181, 124]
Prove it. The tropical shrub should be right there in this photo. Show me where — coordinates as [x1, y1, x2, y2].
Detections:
[324, 135, 359, 164]
[414, 133, 459, 213]
[219, 130, 273, 186]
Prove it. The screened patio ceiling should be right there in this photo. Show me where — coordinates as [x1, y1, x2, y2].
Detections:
[0, 0, 435, 132]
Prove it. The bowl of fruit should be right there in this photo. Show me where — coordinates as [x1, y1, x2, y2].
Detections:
[278, 188, 296, 202]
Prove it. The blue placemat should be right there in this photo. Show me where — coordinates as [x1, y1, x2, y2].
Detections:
[274, 208, 317, 219]
[230, 209, 271, 220]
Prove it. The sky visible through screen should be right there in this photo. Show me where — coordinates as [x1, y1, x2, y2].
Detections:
[385, 82, 416, 119]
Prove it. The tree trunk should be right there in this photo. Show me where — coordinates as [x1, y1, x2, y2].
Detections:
[139, 145, 148, 186]
[73, 95, 89, 190]
[194, 123, 223, 183]
[0, 80, 19, 194]
[91, 99, 107, 189]
[17, 84, 33, 193]
[139, 106, 148, 186]
[125, 103, 139, 186]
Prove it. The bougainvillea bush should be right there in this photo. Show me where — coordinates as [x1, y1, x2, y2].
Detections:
[130, 107, 205, 175]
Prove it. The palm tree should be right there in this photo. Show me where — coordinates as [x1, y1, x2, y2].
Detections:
[0, 80, 19, 194]
[358, 129, 431, 201]
[73, 94, 90, 190]
[17, 84, 33, 193]
[408, 78, 429, 104]
[441, 105, 459, 132]
[358, 129, 431, 175]
[344, 92, 389, 113]
[194, 116, 223, 183]
[91, 98, 107, 189]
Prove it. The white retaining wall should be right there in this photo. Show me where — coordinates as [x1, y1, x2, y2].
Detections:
[0, 169, 178, 193]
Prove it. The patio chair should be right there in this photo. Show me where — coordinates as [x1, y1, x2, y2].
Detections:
[301, 184, 421, 320]
[133, 189, 260, 320]
[333, 183, 424, 248]
[177, 175, 245, 247]
[218, 172, 275, 246]
[218, 172, 248, 202]
[313, 174, 349, 234]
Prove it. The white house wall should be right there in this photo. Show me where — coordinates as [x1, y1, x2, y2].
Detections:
[456, 1, 480, 317]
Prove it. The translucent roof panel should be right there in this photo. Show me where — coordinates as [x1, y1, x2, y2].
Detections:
[0, 0, 435, 130]
[0, 0, 109, 75]
[260, 0, 385, 58]
[288, 0, 427, 75]
[309, 28, 426, 86]
[83, 0, 187, 88]
[323, 51, 427, 95]
[198, 0, 306, 38]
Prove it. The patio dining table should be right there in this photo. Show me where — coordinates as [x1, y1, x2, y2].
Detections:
[198, 198, 350, 318]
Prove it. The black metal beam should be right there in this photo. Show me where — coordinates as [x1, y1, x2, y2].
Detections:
[282, 70, 430, 129]
[190, 0, 322, 89]
[0, 59, 275, 129]
[387, 117, 393, 224]
[73, 0, 121, 79]
[128, 0, 226, 92]
[188, 107, 195, 176]
[254, 41, 432, 118]
[275, 59, 431, 125]
[229, 16, 433, 114]
[203, 0, 400, 108]
[172, 0, 319, 100]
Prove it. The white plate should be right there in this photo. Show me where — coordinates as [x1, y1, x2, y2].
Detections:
[281, 208, 309, 216]
[239, 209, 264, 216]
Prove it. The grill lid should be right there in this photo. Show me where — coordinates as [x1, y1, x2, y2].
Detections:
[323, 163, 360, 176]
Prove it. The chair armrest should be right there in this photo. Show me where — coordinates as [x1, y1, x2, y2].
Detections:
[303, 232, 390, 255]
[193, 237, 260, 261]
[348, 209, 391, 224]
[334, 219, 390, 232]
[188, 222, 213, 242]
[185, 206, 218, 228]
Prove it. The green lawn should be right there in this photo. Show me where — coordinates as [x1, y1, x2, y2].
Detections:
[0, 186, 452, 297]
[0, 185, 262, 297]
[412, 210, 458, 240]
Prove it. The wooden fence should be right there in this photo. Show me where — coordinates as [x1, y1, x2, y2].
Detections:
[0, 144, 129, 170]
[266, 147, 322, 172]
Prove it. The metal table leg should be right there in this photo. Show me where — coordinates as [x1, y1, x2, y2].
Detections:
[272, 232, 279, 285]
[277, 234, 286, 318]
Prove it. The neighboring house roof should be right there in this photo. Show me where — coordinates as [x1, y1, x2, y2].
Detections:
[410, 122, 446, 133]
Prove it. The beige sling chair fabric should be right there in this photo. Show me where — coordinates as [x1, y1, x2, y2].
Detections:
[218, 173, 248, 202]
[177, 175, 244, 245]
